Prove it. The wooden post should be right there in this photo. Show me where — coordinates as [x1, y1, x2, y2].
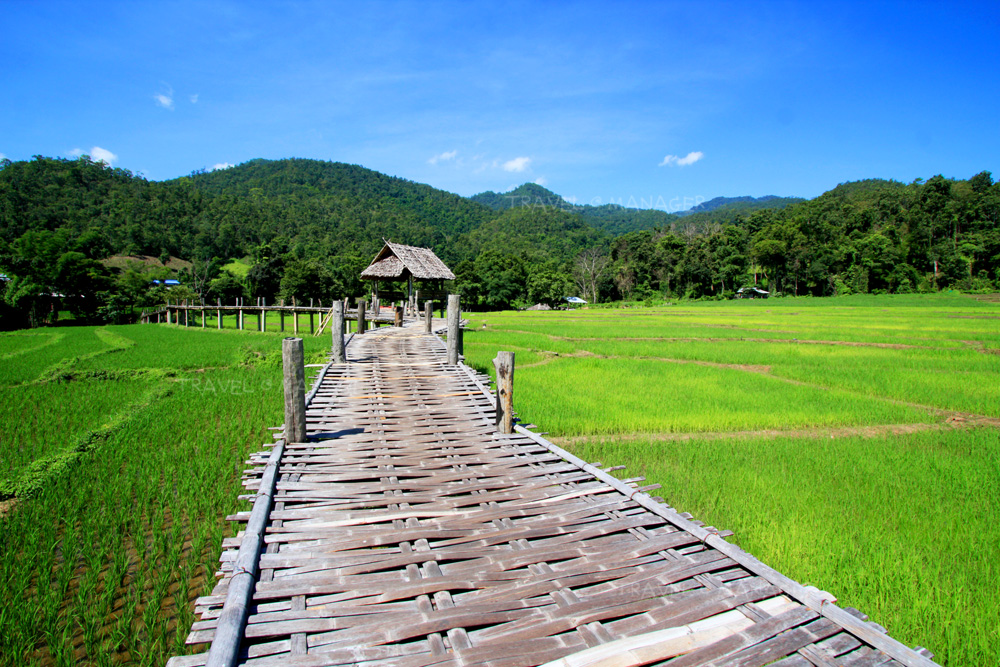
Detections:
[261, 298, 266, 332]
[280, 308, 284, 332]
[292, 298, 298, 335]
[184, 304, 189, 327]
[309, 310, 314, 334]
[357, 299, 366, 334]
[493, 351, 515, 434]
[394, 305, 403, 327]
[447, 294, 460, 364]
[282, 337, 307, 443]
[238, 298, 244, 330]
[331, 302, 346, 363]
[201, 307, 205, 328]
[424, 300, 433, 333]
[217, 299, 222, 329]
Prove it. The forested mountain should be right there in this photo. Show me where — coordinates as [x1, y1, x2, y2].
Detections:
[471, 182, 678, 235]
[679, 195, 805, 216]
[1, 154, 998, 329]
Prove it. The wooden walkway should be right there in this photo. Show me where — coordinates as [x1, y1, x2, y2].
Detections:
[168, 325, 938, 667]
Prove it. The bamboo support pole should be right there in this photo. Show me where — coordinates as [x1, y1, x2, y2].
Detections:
[331, 302, 346, 363]
[394, 305, 403, 327]
[493, 351, 515, 433]
[424, 300, 433, 333]
[447, 294, 460, 365]
[282, 338, 307, 444]
[358, 299, 366, 334]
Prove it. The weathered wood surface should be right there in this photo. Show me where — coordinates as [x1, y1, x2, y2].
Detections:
[169, 325, 936, 667]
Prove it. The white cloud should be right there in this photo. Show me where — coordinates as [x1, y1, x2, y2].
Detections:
[427, 150, 458, 165]
[154, 85, 175, 110]
[69, 146, 118, 165]
[502, 156, 531, 172]
[190, 94, 199, 104]
[659, 151, 704, 167]
[210, 162, 234, 171]
[90, 147, 118, 165]
[0, 152, 6, 161]
[534, 176, 548, 186]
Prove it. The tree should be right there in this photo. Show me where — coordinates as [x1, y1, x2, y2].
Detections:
[1, 274, 45, 329]
[279, 259, 335, 303]
[526, 262, 571, 307]
[573, 247, 608, 304]
[247, 257, 284, 299]
[206, 272, 248, 303]
[53, 251, 115, 319]
[472, 251, 527, 310]
[751, 239, 787, 293]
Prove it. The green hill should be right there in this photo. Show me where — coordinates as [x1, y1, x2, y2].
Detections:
[679, 195, 805, 216]
[471, 183, 678, 235]
[2, 155, 997, 326]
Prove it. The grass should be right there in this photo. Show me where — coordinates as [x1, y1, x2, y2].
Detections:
[0, 323, 331, 666]
[569, 429, 999, 666]
[503, 355, 926, 436]
[463, 293, 1000, 666]
[2, 293, 995, 665]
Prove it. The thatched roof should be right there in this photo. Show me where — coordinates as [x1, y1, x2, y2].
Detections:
[361, 241, 456, 281]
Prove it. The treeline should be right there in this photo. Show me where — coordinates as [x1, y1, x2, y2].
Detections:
[1, 155, 998, 329]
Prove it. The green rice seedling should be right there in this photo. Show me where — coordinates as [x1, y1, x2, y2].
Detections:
[0, 331, 62, 358]
[489, 355, 927, 436]
[0, 322, 318, 666]
[0, 380, 156, 484]
[567, 428, 999, 666]
[0, 328, 116, 386]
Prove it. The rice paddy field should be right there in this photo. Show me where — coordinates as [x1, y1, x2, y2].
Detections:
[0, 324, 332, 666]
[461, 293, 1000, 666]
[1, 293, 996, 666]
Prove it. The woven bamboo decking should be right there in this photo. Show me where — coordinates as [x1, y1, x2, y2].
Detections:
[168, 325, 938, 667]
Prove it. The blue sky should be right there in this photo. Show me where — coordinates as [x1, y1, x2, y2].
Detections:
[2, 1, 998, 210]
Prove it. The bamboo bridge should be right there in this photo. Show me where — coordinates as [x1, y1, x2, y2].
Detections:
[166, 309, 938, 667]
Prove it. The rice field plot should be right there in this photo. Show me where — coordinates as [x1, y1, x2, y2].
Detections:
[74, 324, 298, 372]
[0, 323, 330, 666]
[463, 293, 999, 665]
[568, 429, 999, 667]
[491, 355, 926, 436]
[0, 328, 122, 386]
[0, 380, 154, 485]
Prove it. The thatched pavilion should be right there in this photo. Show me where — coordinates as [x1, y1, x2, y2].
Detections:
[360, 241, 455, 310]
